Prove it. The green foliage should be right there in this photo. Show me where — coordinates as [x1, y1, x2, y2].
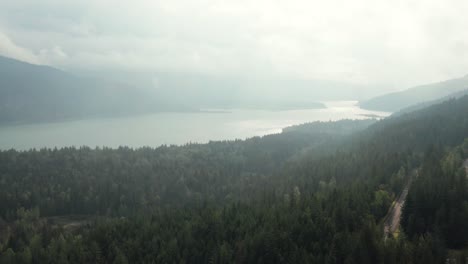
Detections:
[0, 120, 371, 219]
[402, 146, 468, 249]
[0, 96, 467, 262]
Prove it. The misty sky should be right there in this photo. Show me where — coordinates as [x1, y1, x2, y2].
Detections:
[1, 0, 468, 90]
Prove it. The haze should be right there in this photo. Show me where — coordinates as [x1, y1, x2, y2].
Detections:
[1, 0, 468, 96]
[1, 1, 468, 262]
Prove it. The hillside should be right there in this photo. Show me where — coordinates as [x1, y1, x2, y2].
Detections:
[0, 56, 330, 125]
[393, 88, 468, 116]
[360, 75, 468, 112]
[0, 56, 181, 125]
[0, 96, 467, 263]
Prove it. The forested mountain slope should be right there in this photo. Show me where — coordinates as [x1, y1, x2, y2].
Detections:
[0, 55, 327, 125]
[0, 96, 467, 263]
[393, 88, 468, 116]
[402, 144, 468, 250]
[0, 119, 374, 218]
[360, 75, 468, 112]
[0, 56, 177, 125]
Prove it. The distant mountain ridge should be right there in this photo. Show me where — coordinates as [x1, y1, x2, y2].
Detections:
[0, 56, 190, 125]
[359, 75, 468, 112]
[0, 56, 328, 125]
[393, 88, 468, 116]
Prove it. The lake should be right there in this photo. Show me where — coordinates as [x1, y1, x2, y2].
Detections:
[0, 101, 390, 150]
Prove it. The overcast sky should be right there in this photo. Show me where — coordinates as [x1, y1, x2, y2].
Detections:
[1, 0, 468, 89]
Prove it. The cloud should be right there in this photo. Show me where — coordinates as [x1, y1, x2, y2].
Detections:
[0, 30, 39, 64]
[0, 0, 468, 88]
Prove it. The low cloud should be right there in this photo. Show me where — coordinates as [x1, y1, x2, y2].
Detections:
[1, 0, 468, 89]
[0, 30, 39, 64]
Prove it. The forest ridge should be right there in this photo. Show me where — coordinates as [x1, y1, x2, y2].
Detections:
[0, 96, 467, 263]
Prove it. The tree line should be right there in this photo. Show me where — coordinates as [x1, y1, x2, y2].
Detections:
[0, 96, 467, 263]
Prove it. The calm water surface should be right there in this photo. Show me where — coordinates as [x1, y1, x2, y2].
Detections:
[0, 101, 389, 150]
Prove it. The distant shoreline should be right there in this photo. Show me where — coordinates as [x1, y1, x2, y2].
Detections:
[0, 101, 387, 150]
[359, 113, 385, 119]
[0, 103, 328, 127]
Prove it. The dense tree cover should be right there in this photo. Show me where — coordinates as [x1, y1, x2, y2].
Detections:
[0, 189, 448, 264]
[0, 96, 467, 263]
[402, 143, 468, 249]
[0, 119, 373, 219]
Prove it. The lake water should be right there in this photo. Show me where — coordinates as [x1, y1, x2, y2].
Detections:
[0, 101, 390, 150]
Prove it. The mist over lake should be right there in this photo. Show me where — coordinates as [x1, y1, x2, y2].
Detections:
[0, 101, 388, 150]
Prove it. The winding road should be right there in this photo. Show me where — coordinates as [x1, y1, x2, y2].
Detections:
[384, 171, 415, 239]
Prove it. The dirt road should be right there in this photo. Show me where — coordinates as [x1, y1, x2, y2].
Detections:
[384, 172, 414, 239]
